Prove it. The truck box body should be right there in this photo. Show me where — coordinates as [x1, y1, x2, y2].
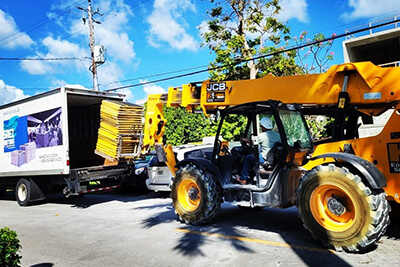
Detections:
[0, 87, 136, 205]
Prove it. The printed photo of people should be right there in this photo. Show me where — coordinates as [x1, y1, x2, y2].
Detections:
[27, 107, 63, 148]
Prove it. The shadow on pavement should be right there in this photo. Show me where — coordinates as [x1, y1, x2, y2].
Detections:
[137, 202, 353, 266]
[386, 202, 400, 237]
[0, 190, 157, 209]
[30, 263, 54, 267]
[385, 217, 400, 240]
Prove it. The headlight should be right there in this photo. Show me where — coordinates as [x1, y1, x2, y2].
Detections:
[135, 167, 145, 175]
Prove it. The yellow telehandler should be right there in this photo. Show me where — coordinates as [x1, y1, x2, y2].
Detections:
[141, 61, 399, 252]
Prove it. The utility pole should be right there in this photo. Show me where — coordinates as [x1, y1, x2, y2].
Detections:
[87, 0, 98, 91]
[78, 0, 103, 91]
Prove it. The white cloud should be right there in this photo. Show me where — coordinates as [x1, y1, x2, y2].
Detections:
[69, 0, 136, 64]
[0, 80, 28, 105]
[19, 0, 137, 95]
[96, 29, 136, 64]
[278, 0, 309, 23]
[0, 9, 34, 49]
[97, 61, 125, 89]
[42, 37, 85, 57]
[141, 79, 166, 95]
[20, 37, 87, 75]
[147, 0, 198, 51]
[50, 79, 68, 89]
[20, 58, 54, 75]
[50, 79, 87, 90]
[118, 88, 134, 102]
[342, 0, 399, 20]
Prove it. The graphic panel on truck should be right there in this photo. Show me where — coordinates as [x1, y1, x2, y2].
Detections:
[3, 107, 63, 167]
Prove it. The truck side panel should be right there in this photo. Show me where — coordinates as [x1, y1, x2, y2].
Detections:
[1, 91, 67, 177]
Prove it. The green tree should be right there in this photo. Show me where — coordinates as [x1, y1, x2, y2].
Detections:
[201, 0, 302, 81]
[163, 106, 217, 146]
[220, 114, 248, 141]
[306, 115, 334, 139]
[162, 1, 337, 145]
[0, 227, 22, 267]
[294, 31, 336, 73]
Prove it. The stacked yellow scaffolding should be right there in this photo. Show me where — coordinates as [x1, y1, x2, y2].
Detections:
[95, 100, 143, 161]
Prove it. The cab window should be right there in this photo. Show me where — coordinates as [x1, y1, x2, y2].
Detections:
[279, 109, 312, 148]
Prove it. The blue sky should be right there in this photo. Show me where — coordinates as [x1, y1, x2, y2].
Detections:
[1, 0, 399, 105]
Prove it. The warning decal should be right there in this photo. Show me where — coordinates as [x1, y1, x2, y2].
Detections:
[206, 92, 225, 102]
[388, 142, 400, 173]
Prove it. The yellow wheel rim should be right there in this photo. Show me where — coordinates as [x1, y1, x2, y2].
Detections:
[177, 178, 201, 212]
[310, 184, 357, 232]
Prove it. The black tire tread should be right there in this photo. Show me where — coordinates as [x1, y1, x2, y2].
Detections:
[172, 164, 221, 225]
[297, 164, 390, 252]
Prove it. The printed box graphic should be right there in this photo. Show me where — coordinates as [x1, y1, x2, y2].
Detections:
[20, 142, 36, 163]
[11, 150, 26, 167]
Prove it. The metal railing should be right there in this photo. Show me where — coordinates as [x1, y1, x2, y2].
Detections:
[378, 60, 400, 68]
[345, 15, 400, 40]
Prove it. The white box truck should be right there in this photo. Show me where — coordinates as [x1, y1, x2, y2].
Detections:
[0, 87, 141, 206]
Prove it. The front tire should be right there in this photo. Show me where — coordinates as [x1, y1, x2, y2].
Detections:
[171, 164, 221, 225]
[297, 164, 390, 252]
[16, 179, 31, 206]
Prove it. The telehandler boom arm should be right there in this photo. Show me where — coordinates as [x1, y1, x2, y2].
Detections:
[144, 61, 400, 148]
[142, 61, 400, 203]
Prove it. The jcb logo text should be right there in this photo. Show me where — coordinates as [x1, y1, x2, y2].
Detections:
[207, 83, 226, 91]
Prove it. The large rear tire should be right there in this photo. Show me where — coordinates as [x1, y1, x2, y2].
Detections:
[16, 179, 31, 206]
[171, 164, 221, 225]
[297, 164, 390, 252]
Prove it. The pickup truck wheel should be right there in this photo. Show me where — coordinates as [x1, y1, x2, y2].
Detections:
[16, 179, 31, 206]
[171, 164, 221, 225]
[297, 164, 390, 252]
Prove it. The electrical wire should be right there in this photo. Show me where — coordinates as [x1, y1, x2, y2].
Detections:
[0, 57, 90, 61]
[98, 0, 151, 24]
[0, 1, 86, 47]
[105, 17, 400, 92]
[101, 64, 210, 86]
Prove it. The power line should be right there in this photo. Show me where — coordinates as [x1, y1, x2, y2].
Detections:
[101, 64, 210, 87]
[0, 57, 90, 61]
[106, 17, 400, 92]
[104, 10, 400, 89]
[99, 0, 151, 24]
[0, 1, 86, 48]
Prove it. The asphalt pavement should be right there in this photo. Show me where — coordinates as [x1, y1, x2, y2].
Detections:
[1, 190, 400, 267]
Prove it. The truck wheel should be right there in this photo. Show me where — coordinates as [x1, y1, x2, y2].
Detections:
[16, 179, 31, 206]
[297, 164, 390, 252]
[171, 164, 221, 225]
